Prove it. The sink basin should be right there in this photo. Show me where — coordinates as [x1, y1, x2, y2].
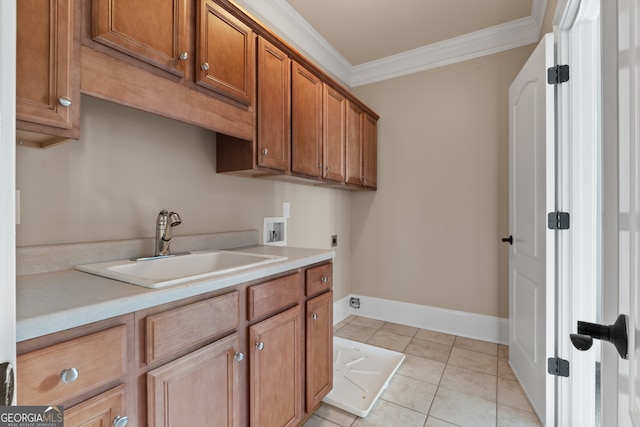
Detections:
[76, 250, 287, 288]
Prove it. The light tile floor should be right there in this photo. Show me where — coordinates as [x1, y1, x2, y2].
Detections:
[303, 315, 542, 427]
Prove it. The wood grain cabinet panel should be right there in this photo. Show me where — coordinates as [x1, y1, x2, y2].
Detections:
[305, 263, 333, 297]
[247, 273, 302, 321]
[147, 333, 241, 427]
[196, 0, 254, 105]
[16, 0, 80, 146]
[145, 291, 239, 364]
[92, 0, 189, 77]
[345, 100, 364, 186]
[64, 384, 128, 427]
[363, 112, 378, 189]
[249, 305, 303, 427]
[323, 85, 346, 182]
[17, 325, 127, 405]
[257, 37, 291, 172]
[306, 291, 333, 411]
[291, 61, 323, 178]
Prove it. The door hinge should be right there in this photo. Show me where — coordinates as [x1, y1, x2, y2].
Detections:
[548, 212, 570, 230]
[548, 357, 570, 377]
[547, 65, 570, 84]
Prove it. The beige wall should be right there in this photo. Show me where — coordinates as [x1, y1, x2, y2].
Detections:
[350, 46, 535, 319]
[346, 0, 556, 319]
[16, 96, 353, 300]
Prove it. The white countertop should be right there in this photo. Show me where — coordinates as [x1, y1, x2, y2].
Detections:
[17, 245, 334, 342]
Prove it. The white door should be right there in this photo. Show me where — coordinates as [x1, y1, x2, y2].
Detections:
[508, 33, 556, 426]
[0, 0, 17, 406]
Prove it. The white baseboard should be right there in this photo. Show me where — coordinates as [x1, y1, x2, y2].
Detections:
[334, 294, 508, 345]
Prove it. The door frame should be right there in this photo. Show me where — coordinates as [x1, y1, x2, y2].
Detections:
[0, 0, 17, 405]
[554, 1, 604, 425]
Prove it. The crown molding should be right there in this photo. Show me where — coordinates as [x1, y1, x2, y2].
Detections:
[240, 0, 547, 87]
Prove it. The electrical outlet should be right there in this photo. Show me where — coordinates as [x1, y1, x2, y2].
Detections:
[350, 297, 360, 309]
[331, 234, 338, 247]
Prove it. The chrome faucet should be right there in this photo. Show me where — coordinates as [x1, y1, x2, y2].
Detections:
[155, 210, 182, 257]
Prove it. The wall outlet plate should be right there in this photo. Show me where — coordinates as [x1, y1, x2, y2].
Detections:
[263, 217, 287, 246]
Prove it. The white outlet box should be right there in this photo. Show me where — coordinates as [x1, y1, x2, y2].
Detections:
[263, 217, 287, 246]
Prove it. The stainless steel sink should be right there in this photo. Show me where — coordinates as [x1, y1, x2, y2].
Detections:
[75, 250, 287, 288]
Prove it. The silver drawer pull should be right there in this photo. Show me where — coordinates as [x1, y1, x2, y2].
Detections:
[112, 415, 129, 427]
[321, 276, 328, 283]
[179, 52, 188, 60]
[60, 367, 79, 384]
[201, 62, 209, 71]
[234, 352, 245, 362]
[261, 148, 269, 155]
[311, 313, 318, 320]
[256, 342, 265, 351]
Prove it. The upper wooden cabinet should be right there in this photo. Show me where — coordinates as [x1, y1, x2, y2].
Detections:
[291, 61, 323, 179]
[345, 101, 378, 190]
[256, 37, 291, 172]
[323, 85, 346, 183]
[345, 101, 364, 186]
[92, 0, 189, 77]
[16, 0, 80, 147]
[363, 112, 378, 189]
[196, 0, 254, 105]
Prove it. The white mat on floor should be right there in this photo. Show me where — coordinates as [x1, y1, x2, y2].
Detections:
[322, 337, 405, 418]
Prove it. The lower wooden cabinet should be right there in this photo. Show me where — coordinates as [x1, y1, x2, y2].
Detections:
[64, 384, 128, 427]
[306, 291, 333, 411]
[147, 333, 241, 427]
[17, 262, 333, 427]
[249, 305, 303, 427]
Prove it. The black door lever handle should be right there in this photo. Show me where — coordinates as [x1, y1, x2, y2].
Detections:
[501, 235, 513, 245]
[570, 314, 628, 359]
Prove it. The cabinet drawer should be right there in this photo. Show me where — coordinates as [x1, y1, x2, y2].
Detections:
[146, 291, 239, 364]
[305, 263, 333, 296]
[17, 325, 127, 405]
[247, 272, 302, 321]
[64, 384, 127, 427]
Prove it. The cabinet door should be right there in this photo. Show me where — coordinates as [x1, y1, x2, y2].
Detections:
[196, 0, 254, 105]
[16, 0, 78, 137]
[92, 0, 188, 77]
[291, 62, 323, 178]
[64, 385, 127, 427]
[257, 37, 291, 172]
[147, 334, 241, 427]
[249, 305, 303, 427]
[363, 113, 378, 189]
[306, 291, 333, 412]
[323, 86, 346, 182]
[345, 101, 363, 186]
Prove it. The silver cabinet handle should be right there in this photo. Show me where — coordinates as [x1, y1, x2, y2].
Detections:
[234, 352, 244, 362]
[321, 276, 328, 283]
[318, 164, 323, 169]
[112, 415, 128, 427]
[58, 96, 72, 107]
[179, 52, 188, 60]
[60, 367, 79, 384]
[326, 166, 331, 171]
[256, 342, 264, 351]
[201, 62, 209, 71]
[311, 313, 318, 320]
[261, 148, 269, 155]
